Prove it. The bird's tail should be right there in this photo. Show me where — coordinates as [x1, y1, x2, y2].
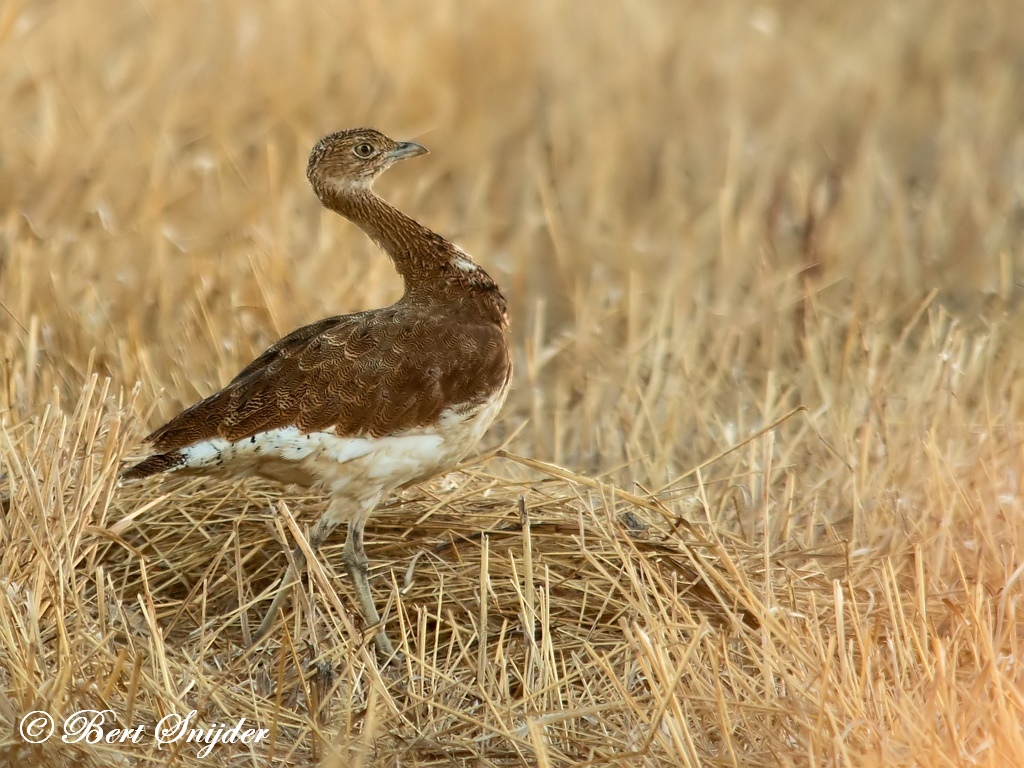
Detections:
[121, 452, 185, 480]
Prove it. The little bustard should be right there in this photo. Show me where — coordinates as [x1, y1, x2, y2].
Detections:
[124, 129, 512, 657]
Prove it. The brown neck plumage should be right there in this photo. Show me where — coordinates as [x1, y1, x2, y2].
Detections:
[322, 186, 508, 326]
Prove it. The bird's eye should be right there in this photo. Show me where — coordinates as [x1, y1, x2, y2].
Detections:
[353, 143, 376, 158]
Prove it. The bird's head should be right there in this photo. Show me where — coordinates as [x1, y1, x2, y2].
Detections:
[306, 128, 428, 201]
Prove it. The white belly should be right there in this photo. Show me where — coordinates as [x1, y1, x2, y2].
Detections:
[174, 386, 508, 503]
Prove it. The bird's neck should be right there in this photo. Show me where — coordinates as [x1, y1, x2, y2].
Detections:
[325, 186, 445, 289]
[323, 187, 507, 322]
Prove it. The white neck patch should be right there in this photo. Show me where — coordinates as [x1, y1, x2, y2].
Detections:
[452, 245, 480, 273]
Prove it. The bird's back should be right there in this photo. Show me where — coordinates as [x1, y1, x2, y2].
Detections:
[124, 299, 510, 488]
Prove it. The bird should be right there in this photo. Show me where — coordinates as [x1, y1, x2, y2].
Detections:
[123, 128, 512, 657]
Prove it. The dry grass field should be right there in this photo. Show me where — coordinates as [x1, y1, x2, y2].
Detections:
[2, 0, 1024, 765]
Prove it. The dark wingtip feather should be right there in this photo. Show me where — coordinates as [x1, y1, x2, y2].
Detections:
[121, 452, 185, 481]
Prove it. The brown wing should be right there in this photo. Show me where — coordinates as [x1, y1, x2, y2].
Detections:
[123, 305, 509, 478]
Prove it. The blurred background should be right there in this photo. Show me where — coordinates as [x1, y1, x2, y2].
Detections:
[3, 0, 1024, 764]
[3, 1, 1022, 479]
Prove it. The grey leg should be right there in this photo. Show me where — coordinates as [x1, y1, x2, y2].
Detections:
[253, 512, 341, 643]
[342, 518, 396, 658]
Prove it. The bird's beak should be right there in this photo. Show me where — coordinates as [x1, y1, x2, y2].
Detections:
[388, 141, 429, 160]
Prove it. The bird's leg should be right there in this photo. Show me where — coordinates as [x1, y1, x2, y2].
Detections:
[252, 511, 341, 643]
[252, 543, 302, 642]
[341, 517, 396, 658]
